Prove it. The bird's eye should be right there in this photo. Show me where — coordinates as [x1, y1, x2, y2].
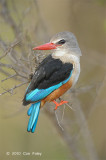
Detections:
[57, 39, 66, 45]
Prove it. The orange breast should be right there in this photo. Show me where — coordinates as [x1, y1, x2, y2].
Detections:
[41, 78, 72, 107]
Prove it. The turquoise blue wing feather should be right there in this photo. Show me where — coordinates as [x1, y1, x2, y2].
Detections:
[27, 104, 33, 116]
[27, 102, 40, 132]
[26, 70, 73, 102]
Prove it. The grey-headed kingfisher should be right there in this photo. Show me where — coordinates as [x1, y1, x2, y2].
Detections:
[23, 31, 82, 133]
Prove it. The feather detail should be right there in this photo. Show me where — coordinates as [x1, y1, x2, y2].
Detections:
[27, 102, 40, 132]
[27, 104, 33, 116]
[31, 112, 40, 133]
[26, 70, 73, 103]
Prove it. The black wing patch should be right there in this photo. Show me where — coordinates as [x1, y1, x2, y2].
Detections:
[23, 55, 73, 105]
[38, 62, 73, 89]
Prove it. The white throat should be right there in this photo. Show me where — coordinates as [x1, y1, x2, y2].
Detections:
[52, 49, 66, 57]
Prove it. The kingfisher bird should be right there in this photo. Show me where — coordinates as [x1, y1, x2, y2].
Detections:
[23, 31, 82, 133]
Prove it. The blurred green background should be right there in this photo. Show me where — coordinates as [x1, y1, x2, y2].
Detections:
[0, 0, 106, 160]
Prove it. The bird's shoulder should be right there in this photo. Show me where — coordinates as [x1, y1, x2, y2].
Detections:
[26, 54, 73, 91]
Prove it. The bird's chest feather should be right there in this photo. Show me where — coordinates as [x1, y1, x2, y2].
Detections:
[71, 61, 80, 87]
[41, 78, 72, 106]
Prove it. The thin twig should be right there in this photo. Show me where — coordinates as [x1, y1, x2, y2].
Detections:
[54, 110, 64, 131]
[0, 81, 28, 96]
[0, 40, 20, 60]
[65, 103, 76, 111]
[61, 104, 66, 122]
[1, 74, 17, 82]
[0, 62, 28, 80]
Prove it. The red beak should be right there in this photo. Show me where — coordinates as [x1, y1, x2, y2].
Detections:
[33, 42, 57, 50]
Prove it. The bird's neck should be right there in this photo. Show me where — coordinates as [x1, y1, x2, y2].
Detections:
[52, 50, 80, 64]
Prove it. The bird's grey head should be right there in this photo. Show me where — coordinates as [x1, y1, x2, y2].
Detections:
[50, 31, 82, 57]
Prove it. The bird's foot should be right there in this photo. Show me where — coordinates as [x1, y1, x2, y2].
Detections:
[53, 100, 68, 110]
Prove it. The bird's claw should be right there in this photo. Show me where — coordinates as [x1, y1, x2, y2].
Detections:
[53, 100, 68, 110]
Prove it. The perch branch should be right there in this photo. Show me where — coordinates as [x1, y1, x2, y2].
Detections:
[0, 81, 28, 96]
[1, 73, 17, 82]
[0, 40, 20, 60]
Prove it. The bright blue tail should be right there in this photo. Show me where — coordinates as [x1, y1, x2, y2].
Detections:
[27, 101, 40, 133]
